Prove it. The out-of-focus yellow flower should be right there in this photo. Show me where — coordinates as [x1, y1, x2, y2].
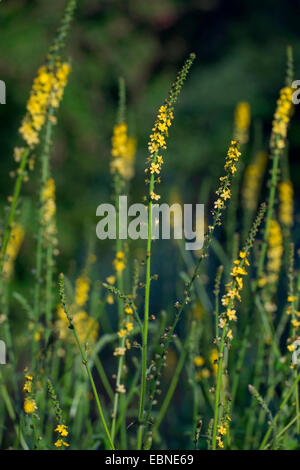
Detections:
[193, 356, 204, 367]
[113, 251, 126, 275]
[75, 276, 90, 307]
[210, 349, 218, 376]
[41, 178, 57, 243]
[56, 308, 98, 344]
[279, 180, 293, 227]
[266, 220, 283, 285]
[110, 123, 136, 181]
[242, 151, 268, 211]
[234, 102, 251, 144]
[2, 223, 25, 279]
[106, 294, 114, 305]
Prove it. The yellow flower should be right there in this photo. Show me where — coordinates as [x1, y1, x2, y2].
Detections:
[210, 349, 218, 375]
[2, 223, 25, 279]
[201, 368, 210, 379]
[114, 347, 126, 356]
[19, 62, 71, 147]
[227, 309, 237, 321]
[288, 296, 297, 302]
[217, 424, 227, 436]
[118, 329, 127, 338]
[266, 220, 283, 286]
[242, 151, 268, 211]
[106, 275, 116, 285]
[150, 163, 160, 175]
[231, 266, 247, 277]
[216, 436, 224, 448]
[279, 181, 293, 227]
[126, 322, 133, 332]
[125, 306, 133, 315]
[23, 381, 32, 393]
[193, 356, 204, 367]
[270, 87, 293, 150]
[234, 102, 251, 144]
[54, 439, 69, 448]
[227, 329, 233, 340]
[55, 424, 68, 437]
[221, 188, 231, 200]
[288, 344, 296, 352]
[75, 276, 90, 307]
[150, 192, 161, 201]
[110, 123, 136, 180]
[214, 198, 224, 209]
[116, 384, 126, 394]
[113, 251, 126, 274]
[24, 398, 37, 414]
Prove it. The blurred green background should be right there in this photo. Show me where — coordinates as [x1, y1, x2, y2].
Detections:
[0, 0, 299, 265]
[0, 0, 300, 448]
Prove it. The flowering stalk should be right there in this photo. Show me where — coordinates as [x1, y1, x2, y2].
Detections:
[30, 59, 71, 370]
[142, 141, 242, 448]
[256, 81, 293, 289]
[136, 53, 195, 449]
[212, 203, 266, 450]
[58, 273, 115, 450]
[0, 0, 76, 280]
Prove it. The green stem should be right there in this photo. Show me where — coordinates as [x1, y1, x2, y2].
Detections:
[137, 172, 155, 449]
[59, 274, 115, 450]
[152, 336, 189, 436]
[110, 191, 125, 445]
[212, 326, 226, 450]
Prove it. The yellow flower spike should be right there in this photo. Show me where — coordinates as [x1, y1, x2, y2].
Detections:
[279, 181, 294, 227]
[19, 61, 71, 147]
